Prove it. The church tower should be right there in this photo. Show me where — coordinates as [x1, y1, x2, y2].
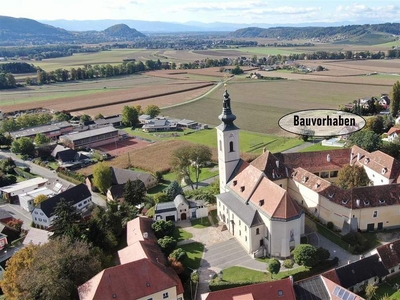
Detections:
[216, 88, 240, 193]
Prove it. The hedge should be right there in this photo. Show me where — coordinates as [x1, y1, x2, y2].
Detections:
[209, 281, 265, 292]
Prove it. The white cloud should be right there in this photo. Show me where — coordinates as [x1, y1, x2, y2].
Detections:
[249, 6, 321, 15]
[169, 1, 264, 12]
[335, 3, 400, 20]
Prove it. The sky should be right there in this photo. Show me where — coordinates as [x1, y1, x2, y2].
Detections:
[2, 0, 400, 24]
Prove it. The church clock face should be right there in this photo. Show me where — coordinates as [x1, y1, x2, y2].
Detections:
[229, 133, 235, 138]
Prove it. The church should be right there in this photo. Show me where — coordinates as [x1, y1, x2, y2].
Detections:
[216, 89, 400, 259]
[216, 89, 305, 258]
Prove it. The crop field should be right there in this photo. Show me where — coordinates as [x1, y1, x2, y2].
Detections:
[161, 77, 391, 134]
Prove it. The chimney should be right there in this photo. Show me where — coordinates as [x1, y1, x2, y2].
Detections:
[289, 276, 293, 285]
[276, 160, 280, 168]
[327, 154, 331, 163]
[357, 153, 361, 161]
[356, 199, 360, 207]
[390, 244, 394, 251]
[143, 232, 148, 239]
[347, 260, 351, 265]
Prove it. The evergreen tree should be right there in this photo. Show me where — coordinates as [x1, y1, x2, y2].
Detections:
[50, 198, 83, 240]
[123, 179, 146, 206]
[390, 81, 400, 117]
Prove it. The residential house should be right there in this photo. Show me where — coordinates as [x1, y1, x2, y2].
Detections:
[177, 119, 198, 129]
[0, 208, 14, 224]
[379, 94, 391, 109]
[295, 274, 364, 300]
[78, 217, 184, 300]
[387, 127, 400, 143]
[31, 184, 91, 228]
[94, 114, 122, 127]
[201, 277, 296, 300]
[59, 126, 119, 150]
[0, 233, 7, 250]
[0, 223, 20, 244]
[334, 254, 388, 293]
[139, 114, 152, 124]
[376, 239, 400, 277]
[19, 186, 57, 212]
[51, 145, 89, 167]
[154, 194, 208, 221]
[104, 167, 157, 202]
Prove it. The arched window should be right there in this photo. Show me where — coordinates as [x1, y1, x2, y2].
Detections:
[256, 228, 260, 235]
[229, 141, 234, 152]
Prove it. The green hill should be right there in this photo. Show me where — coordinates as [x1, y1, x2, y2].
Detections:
[104, 24, 146, 38]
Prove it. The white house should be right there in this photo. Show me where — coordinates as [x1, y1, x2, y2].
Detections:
[19, 186, 57, 212]
[31, 184, 91, 228]
[387, 127, 400, 143]
[154, 195, 208, 221]
[0, 177, 48, 200]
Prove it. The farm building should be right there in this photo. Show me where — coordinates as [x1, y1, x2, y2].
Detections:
[216, 89, 400, 259]
[59, 126, 119, 150]
[154, 195, 208, 221]
[142, 118, 177, 132]
[0, 177, 48, 201]
[9, 121, 73, 140]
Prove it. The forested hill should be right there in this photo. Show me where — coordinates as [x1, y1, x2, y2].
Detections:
[230, 23, 400, 43]
[104, 24, 146, 38]
[0, 16, 146, 45]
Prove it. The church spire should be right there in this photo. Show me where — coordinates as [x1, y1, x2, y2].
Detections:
[218, 88, 238, 131]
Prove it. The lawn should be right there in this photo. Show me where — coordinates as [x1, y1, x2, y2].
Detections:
[221, 266, 267, 282]
[173, 226, 193, 242]
[191, 217, 212, 228]
[180, 242, 204, 270]
[299, 143, 345, 152]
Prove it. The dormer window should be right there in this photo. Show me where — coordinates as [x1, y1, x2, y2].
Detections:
[233, 180, 237, 186]
[328, 193, 335, 199]
[302, 176, 308, 183]
[382, 168, 387, 175]
[315, 183, 320, 189]
[240, 186, 245, 192]
[379, 199, 386, 204]
[364, 200, 370, 206]
[364, 157, 370, 164]
[259, 199, 264, 206]
[291, 171, 297, 177]
[342, 199, 349, 205]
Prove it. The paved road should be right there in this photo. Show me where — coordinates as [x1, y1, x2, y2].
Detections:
[0, 150, 107, 208]
[0, 203, 33, 230]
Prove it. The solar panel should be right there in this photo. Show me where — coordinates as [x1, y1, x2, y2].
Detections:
[343, 291, 350, 300]
[333, 286, 357, 300]
[348, 294, 355, 300]
[333, 286, 340, 296]
[338, 288, 345, 297]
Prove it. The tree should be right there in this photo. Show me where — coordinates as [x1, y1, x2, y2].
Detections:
[11, 137, 35, 156]
[144, 105, 161, 118]
[1, 244, 39, 300]
[158, 236, 177, 256]
[8, 237, 102, 300]
[170, 145, 212, 190]
[92, 162, 112, 194]
[80, 114, 92, 124]
[94, 113, 104, 120]
[0, 157, 16, 173]
[123, 179, 146, 206]
[1, 118, 18, 134]
[292, 244, 319, 268]
[169, 248, 187, 262]
[122, 105, 138, 127]
[152, 220, 175, 239]
[316, 247, 330, 261]
[338, 164, 371, 189]
[165, 181, 184, 201]
[168, 257, 184, 274]
[53, 112, 71, 122]
[154, 192, 170, 203]
[390, 80, 400, 117]
[346, 130, 383, 152]
[231, 65, 244, 75]
[50, 198, 83, 240]
[365, 283, 378, 300]
[364, 116, 384, 134]
[0, 133, 12, 147]
[34, 194, 48, 206]
[268, 258, 281, 278]
[34, 133, 50, 145]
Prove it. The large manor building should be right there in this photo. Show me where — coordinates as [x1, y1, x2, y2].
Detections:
[216, 90, 400, 258]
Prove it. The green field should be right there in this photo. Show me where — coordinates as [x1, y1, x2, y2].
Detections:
[235, 47, 306, 56]
[299, 143, 345, 152]
[161, 77, 390, 135]
[180, 242, 204, 270]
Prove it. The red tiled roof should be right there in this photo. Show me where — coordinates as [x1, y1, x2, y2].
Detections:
[229, 165, 263, 201]
[388, 127, 400, 136]
[126, 216, 156, 246]
[321, 276, 364, 300]
[203, 278, 296, 300]
[376, 239, 400, 270]
[251, 151, 289, 180]
[249, 176, 301, 219]
[78, 259, 184, 300]
[118, 240, 167, 265]
[321, 269, 341, 285]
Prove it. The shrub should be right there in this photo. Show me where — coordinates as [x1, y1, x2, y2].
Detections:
[283, 259, 294, 269]
[326, 221, 334, 230]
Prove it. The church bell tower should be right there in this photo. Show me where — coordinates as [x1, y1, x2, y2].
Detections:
[216, 88, 240, 193]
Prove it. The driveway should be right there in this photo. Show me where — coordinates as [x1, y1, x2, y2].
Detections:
[0, 203, 32, 230]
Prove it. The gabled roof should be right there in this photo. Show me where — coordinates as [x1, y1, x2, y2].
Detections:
[118, 240, 166, 265]
[388, 127, 400, 136]
[218, 192, 260, 227]
[294, 275, 330, 300]
[335, 254, 388, 288]
[376, 239, 400, 270]
[320, 276, 364, 300]
[126, 216, 156, 246]
[0, 208, 13, 221]
[38, 184, 91, 217]
[57, 149, 78, 162]
[203, 278, 296, 300]
[228, 165, 263, 201]
[111, 167, 154, 186]
[51, 144, 70, 157]
[78, 258, 184, 300]
[251, 150, 289, 180]
[174, 194, 188, 207]
[249, 176, 302, 220]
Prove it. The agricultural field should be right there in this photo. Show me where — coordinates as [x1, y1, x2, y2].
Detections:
[162, 77, 391, 134]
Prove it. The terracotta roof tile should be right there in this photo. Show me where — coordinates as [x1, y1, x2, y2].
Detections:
[118, 240, 166, 265]
[388, 127, 400, 136]
[321, 269, 341, 285]
[376, 239, 400, 270]
[203, 278, 296, 300]
[229, 165, 263, 200]
[320, 276, 364, 300]
[251, 151, 289, 180]
[249, 177, 301, 220]
[291, 167, 333, 193]
[126, 216, 156, 246]
[78, 259, 184, 300]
